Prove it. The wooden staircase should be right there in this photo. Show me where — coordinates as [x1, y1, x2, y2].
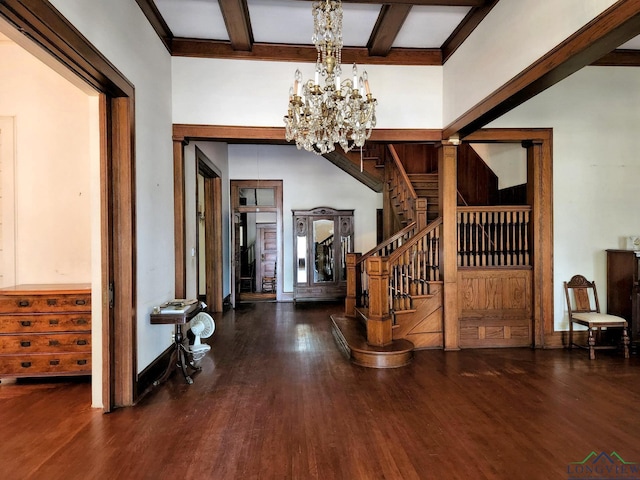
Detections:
[408, 173, 439, 223]
[331, 144, 445, 367]
[331, 142, 537, 364]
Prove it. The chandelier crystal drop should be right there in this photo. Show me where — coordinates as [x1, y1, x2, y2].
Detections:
[284, 0, 377, 155]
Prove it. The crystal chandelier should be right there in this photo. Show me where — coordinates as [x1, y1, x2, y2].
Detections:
[284, 0, 377, 155]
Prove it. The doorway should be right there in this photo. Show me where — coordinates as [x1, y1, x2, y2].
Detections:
[231, 180, 282, 307]
[0, 8, 137, 410]
[196, 148, 223, 312]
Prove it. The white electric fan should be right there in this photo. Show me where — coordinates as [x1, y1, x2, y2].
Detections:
[186, 312, 215, 364]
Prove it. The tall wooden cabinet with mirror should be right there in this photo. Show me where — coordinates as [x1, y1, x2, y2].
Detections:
[293, 207, 354, 302]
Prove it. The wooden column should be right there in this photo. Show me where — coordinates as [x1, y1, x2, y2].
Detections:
[345, 253, 361, 317]
[439, 142, 460, 351]
[525, 139, 552, 348]
[110, 96, 137, 407]
[366, 256, 392, 346]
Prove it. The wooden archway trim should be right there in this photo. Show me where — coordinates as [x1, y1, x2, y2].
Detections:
[465, 128, 554, 347]
[0, 0, 138, 409]
[173, 125, 555, 349]
[172, 124, 442, 143]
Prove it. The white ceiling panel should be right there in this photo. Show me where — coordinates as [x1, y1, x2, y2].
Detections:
[394, 6, 471, 49]
[340, 3, 382, 47]
[155, 0, 229, 40]
[248, 0, 315, 45]
[249, 1, 381, 47]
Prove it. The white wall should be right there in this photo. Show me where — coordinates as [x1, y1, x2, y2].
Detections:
[48, 1, 175, 392]
[443, 0, 618, 125]
[172, 57, 443, 128]
[488, 66, 640, 330]
[228, 144, 381, 295]
[0, 39, 92, 285]
[470, 144, 527, 190]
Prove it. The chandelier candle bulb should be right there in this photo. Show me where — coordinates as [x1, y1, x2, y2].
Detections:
[363, 71, 371, 95]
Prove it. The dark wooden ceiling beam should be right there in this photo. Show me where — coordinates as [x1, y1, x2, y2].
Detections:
[134, 0, 172, 53]
[443, 0, 640, 139]
[173, 124, 442, 143]
[218, 0, 253, 51]
[441, 0, 498, 62]
[368, 4, 412, 57]
[331, 0, 486, 5]
[172, 38, 442, 65]
[591, 49, 640, 66]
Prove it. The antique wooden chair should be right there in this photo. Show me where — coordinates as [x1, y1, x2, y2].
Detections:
[564, 274, 630, 360]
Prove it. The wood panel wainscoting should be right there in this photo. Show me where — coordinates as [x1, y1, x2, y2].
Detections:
[458, 268, 532, 348]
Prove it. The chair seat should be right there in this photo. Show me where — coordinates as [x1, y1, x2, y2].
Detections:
[572, 312, 628, 327]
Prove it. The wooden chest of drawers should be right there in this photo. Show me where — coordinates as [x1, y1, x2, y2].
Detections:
[0, 284, 91, 378]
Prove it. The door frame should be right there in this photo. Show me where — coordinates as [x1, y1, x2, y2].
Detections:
[196, 147, 223, 312]
[230, 180, 283, 307]
[0, 1, 138, 410]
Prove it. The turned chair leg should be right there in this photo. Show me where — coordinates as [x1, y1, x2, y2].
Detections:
[588, 328, 596, 360]
[569, 321, 574, 350]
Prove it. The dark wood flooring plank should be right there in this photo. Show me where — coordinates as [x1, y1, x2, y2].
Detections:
[1, 301, 640, 479]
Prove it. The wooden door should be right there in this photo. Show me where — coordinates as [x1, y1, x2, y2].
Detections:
[256, 224, 277, 293]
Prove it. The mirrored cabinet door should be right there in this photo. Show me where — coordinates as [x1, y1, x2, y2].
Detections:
[293, 207, 354, 302]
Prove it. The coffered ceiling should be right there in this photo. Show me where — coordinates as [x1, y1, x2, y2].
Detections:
[138, 0, 640, 65]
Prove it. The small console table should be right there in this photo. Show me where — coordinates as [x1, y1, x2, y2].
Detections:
[150, 300, 203, 385]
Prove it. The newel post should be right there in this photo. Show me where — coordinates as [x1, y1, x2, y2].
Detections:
[345, 253, 361, 317]
[416, 197, 428, 230]
[366, 256, 392, 346]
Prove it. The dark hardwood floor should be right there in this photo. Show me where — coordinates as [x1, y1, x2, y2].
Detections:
[2, 301, 640, 479]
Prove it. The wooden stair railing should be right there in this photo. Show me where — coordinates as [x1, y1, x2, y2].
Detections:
[348, 219, 443, 347]
[457, 206, 531, 267]
[346, 221, 418, 317]
[386, 145, 428, 229]
[386, 218, 442, 316]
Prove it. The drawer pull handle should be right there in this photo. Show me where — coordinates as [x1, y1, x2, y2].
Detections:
[21, 362, 32, 368]
[77, 359, 87, 366]
[77, 318, 88, 325]
[47, 299, 57, 306]
[18, 300, 30, 307]
[49, 340, 60, 346]
[20, 341, 31, 347]
[49, 319, 59, 325]
[49, 360, 60, 366]
[75, 299, 86, 306]
[76, 339, 88, 346]
[20, 321, 32, 327]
